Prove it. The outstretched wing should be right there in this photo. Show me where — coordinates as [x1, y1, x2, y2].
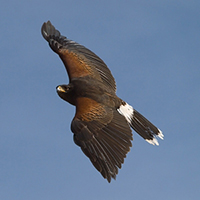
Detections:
[71, 97, 133, 182]
[41, 21, 116, 92]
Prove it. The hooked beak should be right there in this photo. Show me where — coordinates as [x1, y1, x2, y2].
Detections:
[56, 85, 66, 93]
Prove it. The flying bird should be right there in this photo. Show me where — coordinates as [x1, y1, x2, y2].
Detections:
[41, 21, 164, 182]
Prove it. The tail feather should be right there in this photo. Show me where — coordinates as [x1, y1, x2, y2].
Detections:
[131, 110, 163, 145]
[118, 102, 163, 146]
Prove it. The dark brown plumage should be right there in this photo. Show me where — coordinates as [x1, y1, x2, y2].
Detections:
[41, 21, 164, 182]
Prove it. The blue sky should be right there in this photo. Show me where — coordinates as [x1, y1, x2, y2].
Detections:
[1, 1, 199, 199]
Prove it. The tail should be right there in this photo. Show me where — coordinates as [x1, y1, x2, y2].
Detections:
[117, 102, 164, 146]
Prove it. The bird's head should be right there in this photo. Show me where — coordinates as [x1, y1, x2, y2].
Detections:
[56, 84, 75, 105]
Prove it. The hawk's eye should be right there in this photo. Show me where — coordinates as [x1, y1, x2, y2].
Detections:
[65, 84, 73, 91]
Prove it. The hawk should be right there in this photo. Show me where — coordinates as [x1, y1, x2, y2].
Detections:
[41, 21, 163, 182]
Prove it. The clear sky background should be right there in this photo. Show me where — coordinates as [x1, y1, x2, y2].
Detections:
[1, 1, 199, 199]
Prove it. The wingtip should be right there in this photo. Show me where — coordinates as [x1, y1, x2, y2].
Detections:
[41, 21, 50, 41]
[41, 20, 60, 41]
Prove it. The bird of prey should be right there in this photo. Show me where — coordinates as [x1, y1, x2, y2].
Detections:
[41, 21, 164, 182]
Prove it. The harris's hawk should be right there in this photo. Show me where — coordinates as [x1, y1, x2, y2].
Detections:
[41, 21, 164, 182]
